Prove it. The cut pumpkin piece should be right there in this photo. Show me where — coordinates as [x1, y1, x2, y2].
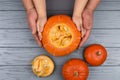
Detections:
[42, 15, 81, 56]
[32, 55, 54, 77]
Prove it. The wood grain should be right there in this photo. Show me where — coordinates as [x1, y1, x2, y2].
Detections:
[0, 66, 119, 80]
[0, 0, 120, 10]
[0, 47, 119, 66]
[0, 11, 120, 29]
[0, 0, 120, 80]
[0, 29, 120, 47]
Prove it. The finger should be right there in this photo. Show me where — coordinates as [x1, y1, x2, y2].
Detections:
[27, 17, 37, 34]
[38, 19, 47, 33]
[81, 26, 86, 38]
[37, 24, 43, 41]
[39, 23, 45, 32]
[37, 21, 40, 32]
[33, 34, 42, 47]
[37, 22, 43, 41]
[77, 24, 81, 31]
[38, 32, 42, 41]
[72, 19, 81, 31]
[78, 30, 91, 49]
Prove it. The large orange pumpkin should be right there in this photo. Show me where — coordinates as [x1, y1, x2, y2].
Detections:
[42, 15, 81, 56]
[62, 58, 89, 80]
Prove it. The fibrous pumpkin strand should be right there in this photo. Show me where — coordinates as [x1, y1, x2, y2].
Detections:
[50, 24, 73, 47]
[32, 55, 54, 77]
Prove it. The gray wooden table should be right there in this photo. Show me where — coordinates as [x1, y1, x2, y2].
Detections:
[0, 0, 120, 80]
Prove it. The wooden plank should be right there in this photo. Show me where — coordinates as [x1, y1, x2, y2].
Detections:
[0, 47, 120, 66]
[0, 11, 27, 29]
[46, 1, 120, 11]
[0, 0, 120, 10]
[0, 29, 120, 47]
[0, 66, 120, 80]
[0, 11, 120, 29]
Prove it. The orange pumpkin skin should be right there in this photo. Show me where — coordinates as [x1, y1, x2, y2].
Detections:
[42, 15, 81, 56]
[84, 44, 107, 66]
[62, 58, 89, 80]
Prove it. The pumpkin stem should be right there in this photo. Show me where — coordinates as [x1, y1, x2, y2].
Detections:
[96, 51, 101, 56]
[74, 71, 79, 77]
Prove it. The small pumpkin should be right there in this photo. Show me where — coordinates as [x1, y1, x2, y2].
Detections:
[62, 58, 89, 80]
[42, 15, 81, 56]
[32, 55, 54, 77]
[84, 44, 107, 66]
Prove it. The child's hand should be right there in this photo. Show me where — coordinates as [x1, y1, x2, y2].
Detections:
[72, 15, 86, 38]
[72, 15, 87, 49]
[37, 16, 47, 41]
[27, 8, 42, 47]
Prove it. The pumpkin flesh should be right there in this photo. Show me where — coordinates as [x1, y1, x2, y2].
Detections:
[49, 23, 73, 48]
[32, 55, 54, 77]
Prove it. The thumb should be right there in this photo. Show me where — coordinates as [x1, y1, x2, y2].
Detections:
[81, 27, 86, 38]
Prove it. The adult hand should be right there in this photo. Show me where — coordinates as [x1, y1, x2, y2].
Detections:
[79, 8, 93, 49]
[26, 8, 42, 47]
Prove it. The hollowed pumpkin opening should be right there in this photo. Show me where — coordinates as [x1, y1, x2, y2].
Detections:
[42, 15, 81, 56]
[49, 23, 73, 48]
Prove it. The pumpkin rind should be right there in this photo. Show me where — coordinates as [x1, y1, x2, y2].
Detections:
[42, 15, 81, 56]
[84, 44, 107, 66]
[62, 58, 89, 80]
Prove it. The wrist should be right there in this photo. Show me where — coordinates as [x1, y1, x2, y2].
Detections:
[73, 13, 82, 19]
[84, 8, 94, 15]
[85, 7, 95, 12]
[26, 7, 35, 14]
[38, 15, 47, 19]
[37, 16, 47, 23]
[37, 11, 47, 19]
[73, 11, 82, 18]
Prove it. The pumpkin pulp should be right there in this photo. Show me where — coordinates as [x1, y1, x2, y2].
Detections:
[49, 23, 73, 48]
[32, 55, 54, 77]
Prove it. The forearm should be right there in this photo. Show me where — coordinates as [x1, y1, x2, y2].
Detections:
[85, 0, 101, 11]
[22, 0, 34, 11]
[33, 0, 46, 17]
[73, 0, 88, 16]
